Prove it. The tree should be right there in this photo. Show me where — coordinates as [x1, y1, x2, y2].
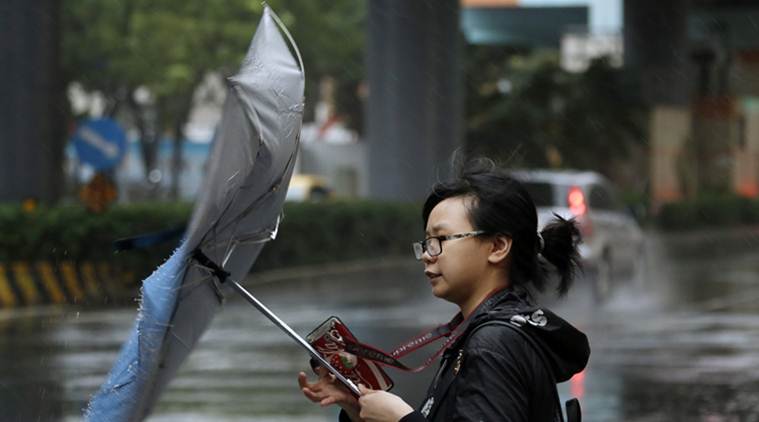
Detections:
[63, 0, 260, 198]
[62, 0, 365, 199]
[465, 47, 646, 185]
[274, 0, 366, 131]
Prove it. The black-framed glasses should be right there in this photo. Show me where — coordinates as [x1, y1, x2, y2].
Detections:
[412, 230, 487, 260]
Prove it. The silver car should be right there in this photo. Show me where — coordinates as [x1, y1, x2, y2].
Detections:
[511, 170, 644, 301]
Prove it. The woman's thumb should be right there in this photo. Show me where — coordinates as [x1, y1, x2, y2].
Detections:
[358, 383, 373, 395]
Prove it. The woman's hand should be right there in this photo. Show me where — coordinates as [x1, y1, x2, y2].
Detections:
[298, 367, 361, 419]
[358, 384, 414, 422]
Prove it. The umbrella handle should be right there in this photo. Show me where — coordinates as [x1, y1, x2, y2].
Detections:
[227, 279, 361, 397]
[191, 249, 361, 397]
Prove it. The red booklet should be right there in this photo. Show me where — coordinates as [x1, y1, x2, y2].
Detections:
[306, 316, 394, 391]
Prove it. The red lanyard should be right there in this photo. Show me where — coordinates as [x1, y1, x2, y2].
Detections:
[343, 287, 508, 372]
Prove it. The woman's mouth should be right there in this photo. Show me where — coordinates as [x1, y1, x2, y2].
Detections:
[425, 271, 441, 281]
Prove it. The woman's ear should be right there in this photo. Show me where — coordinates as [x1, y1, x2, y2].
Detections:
[488, 235, 512, 264]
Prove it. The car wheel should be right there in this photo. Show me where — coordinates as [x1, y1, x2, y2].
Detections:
[593, 252, 613, 303]
[631, 243, 647, 288]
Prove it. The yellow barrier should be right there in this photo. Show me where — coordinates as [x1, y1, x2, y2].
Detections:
[82, 263, 104, 297]
[12, 262, 41, 305]
[37, 262, 66, 304]
[80, 262, 102, 299]
[0, 261, 136, 308]
[0, 264, 17, 307]
[60, 262, 86, 303]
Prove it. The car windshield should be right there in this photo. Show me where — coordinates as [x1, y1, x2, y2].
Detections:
[522, 181, 557, 207]
[285, 185, 306, 201]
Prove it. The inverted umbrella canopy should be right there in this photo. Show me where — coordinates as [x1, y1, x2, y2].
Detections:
[85, 6, 305, 421]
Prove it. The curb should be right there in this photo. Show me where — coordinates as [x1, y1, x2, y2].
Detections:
[0, 256, 420, 308]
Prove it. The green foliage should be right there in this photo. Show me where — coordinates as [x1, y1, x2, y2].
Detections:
[617, 189, 650, 224]
[62, 0, 366, 196]
[273, 0, 366, 128]
[465, 48, 646, 176]
[0, 200, 419, 282]
[257, 200, 419, 269]
[64, 0, 258, 100]
[0, 203, 191, 278]
[657, 195, 759, 230]
[62, 0, 365, 127]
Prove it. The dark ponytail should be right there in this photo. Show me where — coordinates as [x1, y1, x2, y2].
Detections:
[539, 215, 582, 296]
[422, 158, 583, 296]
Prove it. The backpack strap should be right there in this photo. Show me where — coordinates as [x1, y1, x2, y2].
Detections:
[464, 321, 581, 422]
[565, 398, 582, 422]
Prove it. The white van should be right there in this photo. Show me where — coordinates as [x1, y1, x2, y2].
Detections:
[511, 170, 644, 301]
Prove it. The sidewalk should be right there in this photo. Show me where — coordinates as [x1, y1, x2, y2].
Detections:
[649, 225, 759, 260]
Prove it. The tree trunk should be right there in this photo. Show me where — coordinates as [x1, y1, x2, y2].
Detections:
[169, 121, 185, 200]
[168, 93, 196, 200]
[126, 92, 160, 184]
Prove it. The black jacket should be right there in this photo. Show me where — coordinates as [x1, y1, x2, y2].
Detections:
[399, 288, 590, 422]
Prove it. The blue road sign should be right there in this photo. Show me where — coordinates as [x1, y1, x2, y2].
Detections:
[71, 118, 127, 170]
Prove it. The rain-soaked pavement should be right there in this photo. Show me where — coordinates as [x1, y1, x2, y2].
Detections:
[2, 227, 759, 421]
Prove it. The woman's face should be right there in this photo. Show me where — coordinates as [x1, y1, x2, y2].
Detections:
[422, 196, 492, 307]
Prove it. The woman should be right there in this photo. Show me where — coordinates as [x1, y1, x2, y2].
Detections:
[298, 160, 590, 422]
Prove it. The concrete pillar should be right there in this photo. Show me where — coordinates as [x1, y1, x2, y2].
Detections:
[649, 107, 691, 211]
[366, 0, 462, 201]
[734, 97, 759, 198]
[625, 0, 694, 207]
[0, 1, 65, 204]
[623, 0, 691, 106]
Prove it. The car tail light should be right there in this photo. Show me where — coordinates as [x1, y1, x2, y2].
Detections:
[571, 369, 585, 399]
[567, 186, 587, 217]
[567, 186, 593, 238]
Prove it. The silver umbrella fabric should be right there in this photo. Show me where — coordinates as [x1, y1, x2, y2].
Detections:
[85, 7, 304, 420]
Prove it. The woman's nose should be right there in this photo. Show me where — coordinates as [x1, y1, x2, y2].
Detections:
[421, 250, 437, 263]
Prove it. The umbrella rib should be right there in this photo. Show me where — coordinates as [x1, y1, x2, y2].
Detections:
[267, 6, 305, 79]
[199, 94, 266, 247]
[169, 330, 192, 352]
[197, 190, 239, 249]
[201, 224, 278, 256]
[208, 187, 275, 239]
[195, 93, 259, 250]
[207, 141, 297, 240]
[198, 74, 302, 250]
[222, 214, 242, 264]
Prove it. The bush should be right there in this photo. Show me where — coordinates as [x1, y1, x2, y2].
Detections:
[0, 200, 421, 282]
[657, 194, 759, 230]
[0, 202, 192, 280]
[257, 200, 420, 269]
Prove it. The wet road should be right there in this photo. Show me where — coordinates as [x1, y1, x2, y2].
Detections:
[2, 228, 759, 421]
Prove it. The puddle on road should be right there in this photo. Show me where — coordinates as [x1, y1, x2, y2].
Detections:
[3, 237, 759, 421]
[548, 231, 759, 421]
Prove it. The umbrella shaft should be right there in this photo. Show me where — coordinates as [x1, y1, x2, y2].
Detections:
[229, 280, 361, 396]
